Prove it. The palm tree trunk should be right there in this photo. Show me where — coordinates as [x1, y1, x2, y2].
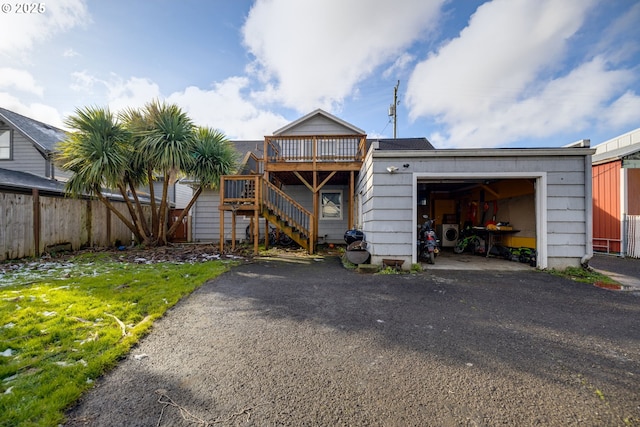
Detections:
[167, 186, 202, 238]
[147, 167, 158, 237]
[126, 176, 151, 237]
[94, 186, 148, 244]
[116, 183, 148, 241]
[156, 172, 171, 245]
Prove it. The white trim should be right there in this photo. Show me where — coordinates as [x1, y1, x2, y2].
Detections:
[412, 171, 548, 269]
[320, 189, 343, 220]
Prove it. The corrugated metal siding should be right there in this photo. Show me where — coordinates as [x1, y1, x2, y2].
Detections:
[592, 161, 621, 253]
[628, 168, 640, 215]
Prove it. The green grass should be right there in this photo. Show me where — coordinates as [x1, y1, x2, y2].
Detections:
[549, 266, 620, 286]
[0, 254, 234, 427]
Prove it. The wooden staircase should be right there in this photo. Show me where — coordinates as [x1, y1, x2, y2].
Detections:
[219, 175, 315, 254]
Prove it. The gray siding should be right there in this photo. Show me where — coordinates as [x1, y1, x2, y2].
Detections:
[357, 149, 592, 270]
[283, 184, 350, 243]
[192, 189, 253, 243]
[279, 115, 358, 136]
[0, 126, 49, 176]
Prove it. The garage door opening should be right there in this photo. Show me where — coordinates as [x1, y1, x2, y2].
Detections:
[413, 173, 546, 269]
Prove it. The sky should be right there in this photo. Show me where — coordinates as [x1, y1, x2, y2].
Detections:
[0, 0, 639, 149]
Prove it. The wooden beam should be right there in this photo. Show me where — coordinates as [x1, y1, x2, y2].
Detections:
[293, 171, 314, 192]
[349, 170, 354, 229]
[316, 171, 337, 191]
[479, 184, 500, 198]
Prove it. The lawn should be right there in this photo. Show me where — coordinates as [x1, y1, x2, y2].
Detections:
[0, 252, 234, 427]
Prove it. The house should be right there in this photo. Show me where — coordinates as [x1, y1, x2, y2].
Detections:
[0, 107, 70, 182]
[591, 128, 640, 257]
[194, 109, 595, 270]
[0, 108, 153, 259]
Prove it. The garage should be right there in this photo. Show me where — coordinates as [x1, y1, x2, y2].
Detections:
[356, 142, 594, 270]
[416, 176, 538, 268]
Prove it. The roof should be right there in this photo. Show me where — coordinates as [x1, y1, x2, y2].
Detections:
[273, 109, 365, 136]
[0, 107, 67, 155]
[0, 167, 67, 195]
[372, 138, 434, 151]
[592, 128, 640, 165]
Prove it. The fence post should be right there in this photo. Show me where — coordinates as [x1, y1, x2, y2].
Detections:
[32, 189, 40, 257]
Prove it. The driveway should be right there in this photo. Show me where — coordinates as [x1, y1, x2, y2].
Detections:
[66, 255, 640, 426]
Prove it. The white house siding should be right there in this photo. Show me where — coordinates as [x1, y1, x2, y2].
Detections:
[357, 148, 593, 270]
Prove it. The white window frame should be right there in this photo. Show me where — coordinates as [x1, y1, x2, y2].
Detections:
[0, 129, 11, 160]
[320, 190, 343, 220]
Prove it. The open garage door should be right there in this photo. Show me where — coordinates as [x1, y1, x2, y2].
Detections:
[414, 173, 546, 268]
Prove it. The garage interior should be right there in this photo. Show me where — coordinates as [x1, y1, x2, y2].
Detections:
[417, 178, 537, 269]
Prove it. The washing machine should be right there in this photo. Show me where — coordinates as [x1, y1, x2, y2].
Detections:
[437, 224, 459, 247]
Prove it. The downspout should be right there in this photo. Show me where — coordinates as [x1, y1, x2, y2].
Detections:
[582, 146, 594, 267]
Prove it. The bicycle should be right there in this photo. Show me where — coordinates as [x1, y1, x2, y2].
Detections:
[453, 226, 483, 254]
[245, 224, 294, 246]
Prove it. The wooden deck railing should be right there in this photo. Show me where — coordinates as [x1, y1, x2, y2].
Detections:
[261, 178, 313, 243]
[220, 175, 314, 252]
[265, 135, 366, 163]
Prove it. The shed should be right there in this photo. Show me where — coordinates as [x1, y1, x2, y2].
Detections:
[591, 128, 640, 257]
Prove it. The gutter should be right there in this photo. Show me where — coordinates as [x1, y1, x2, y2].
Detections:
[372, 147, 596, 159]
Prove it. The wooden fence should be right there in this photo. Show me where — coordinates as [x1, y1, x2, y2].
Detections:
[0, 189, 150, 261]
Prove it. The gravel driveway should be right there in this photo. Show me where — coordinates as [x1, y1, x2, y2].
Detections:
[65, 255, 640, 426]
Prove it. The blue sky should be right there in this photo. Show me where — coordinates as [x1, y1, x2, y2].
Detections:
[1, 0, 639, 148]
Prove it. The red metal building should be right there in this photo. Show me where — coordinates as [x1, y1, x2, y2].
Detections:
[592, 128, 640, 257]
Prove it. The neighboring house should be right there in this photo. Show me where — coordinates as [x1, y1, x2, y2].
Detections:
[0, 107, 189, 207]
[0, 107, 70, 181]
[591, 128, 640, 257]
[195, 109, 594, 270]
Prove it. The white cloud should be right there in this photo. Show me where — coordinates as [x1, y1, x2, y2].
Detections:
[383, 53, 416, 79]
[105, 76, 161, 112]
[406, 0, 606, 147]
[0, 0, 89, 58]
[63, 48, 80, 58]
[0, 92, 65, 128]
[0, 68, 44, 96]
[242, 0, 445, 113]
[167, 77, 289, 139]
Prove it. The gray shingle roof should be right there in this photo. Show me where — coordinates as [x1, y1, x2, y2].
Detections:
[371, 137, 434, 150]
[0, 107, 67, 154]
[0, 167, 66, 194]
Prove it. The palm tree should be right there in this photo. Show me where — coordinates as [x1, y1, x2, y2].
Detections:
[58, 101, 236, 247]
[139, 100, 196, 245]
[56, 106, 148, 243]
[167, 127, 237, 238]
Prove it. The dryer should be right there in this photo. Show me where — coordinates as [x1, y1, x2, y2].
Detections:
[437, 224, 459, 247]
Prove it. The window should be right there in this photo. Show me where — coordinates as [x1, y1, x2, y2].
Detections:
[321, 190, 342, 220]
[0, 129, 10, 159]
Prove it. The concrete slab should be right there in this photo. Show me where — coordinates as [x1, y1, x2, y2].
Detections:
[421, 249, 534, 271]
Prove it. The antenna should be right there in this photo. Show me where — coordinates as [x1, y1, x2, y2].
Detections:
[388, 80, 400, 138]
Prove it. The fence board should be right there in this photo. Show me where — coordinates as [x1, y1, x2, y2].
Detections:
[1, 190, 152, 261]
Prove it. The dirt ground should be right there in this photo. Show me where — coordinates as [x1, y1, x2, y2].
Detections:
[63, 251, 640, 426]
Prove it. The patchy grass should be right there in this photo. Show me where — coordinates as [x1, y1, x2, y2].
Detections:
[548, 266, 621, 288]
[0, 254, 234, 427]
